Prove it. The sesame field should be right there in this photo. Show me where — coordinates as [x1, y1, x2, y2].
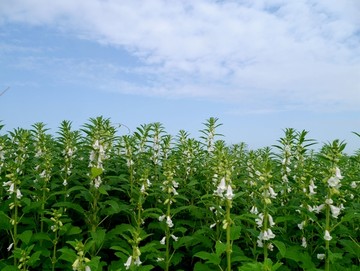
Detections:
[0, 117, 359, 271]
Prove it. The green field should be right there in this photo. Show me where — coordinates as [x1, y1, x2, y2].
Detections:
[0, 117, 359, 271]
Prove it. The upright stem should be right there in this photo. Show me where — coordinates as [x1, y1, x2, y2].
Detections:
[51, 231, 58, 271]
[226, 201, 232, 271]
[13, 197, 19, 266]
[325, 203, 331, 271]
[165, 202, 171, 271]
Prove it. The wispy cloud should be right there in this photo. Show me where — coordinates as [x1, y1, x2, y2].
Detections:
[1, 0, 359, 112]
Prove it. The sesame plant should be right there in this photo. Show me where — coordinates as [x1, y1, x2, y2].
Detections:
[0, 117, 359, 271]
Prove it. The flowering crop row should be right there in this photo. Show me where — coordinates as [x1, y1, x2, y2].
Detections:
[0, 117, 359, 271]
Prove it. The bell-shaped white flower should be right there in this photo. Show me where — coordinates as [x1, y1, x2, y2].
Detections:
[268, 186, 277, 198]
[134, 256, 142, 266]
[309, 180, 317, 195]
[301, 237, 307, 248]
[330, 205, 341, 218]
[335, 167, 343, 179]
[124, 256, 132, 270]
[324, 230, 332, 241]
[250, 206, 258, 215]
[225, 185, 234, 200]
[166, 216, 174, 228]
[214, 177, 226, 197]
[268, 214, 275, 227]
[255, 213, 264, 228]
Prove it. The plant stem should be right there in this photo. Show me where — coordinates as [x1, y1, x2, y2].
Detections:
[325, 203, 330, 271]
[226, 201, 232, 271]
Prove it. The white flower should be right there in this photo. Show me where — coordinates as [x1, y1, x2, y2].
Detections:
[3, 181, 12, 187]
[93, 176, 102, 189]
[268, 187, 277, 198]
[297, 221, 305, 230]
[134, 256, 142, 266]
[214, 177, 226, 197]
[324, 230, 332, 241]
[317, 254, 325, 260]
[255, 213, 264, 228]
[257, 238, 264, 247]
[327, 176, 340, 188]
[225, 185, 234, 200]
[166, 216, 174, 228]
[63, 179, 68, 186]
[124, 255, 132, 270]
[325, 198, 333, 205]
[263, 229, 276, 240]
[301, 237, 307, 248]
[330, 205, 341, 218]
[268, 243, 274, 251]
[16, 189, 22, 199]
[85, 266, 91, 271]
[309, 180, 317, 195]
[314, 204, 325, 214]
[171, 234, 178, 241]
[158, 215, 166, 222]
[140, 184, 146, 193]
[250, 206, 258, 215]
[160, 236, 166, 245]
[7, 243, 13, 251]
[72, 259, 80, 270]
[39, 170, 47, 179]
[210, 222, 217, 229]
[8, 183, 15, 194]
[156, 257, 164, 262]
[268, 214, 275, 227]
[335, 167, 343, 179]
[282, 175, 288, 183]
[350, 181, 357, 188]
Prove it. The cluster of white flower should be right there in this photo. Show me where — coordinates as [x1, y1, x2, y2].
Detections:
[140, 179, 152, 194]
[61, 146, 77, 187]
[3, 179, 22, 200]
[0, 144, 5, 171]
[327, 167, 343, 189]
[161, 179, 179, 204]
[124, 245, 142, 270]
[124, 255, 142, 270]
[152, 134, 160, 165]
[213, 177, 234, 201]
[159, 215, 174, 228]
[254, 210, 276, 248]
[89, 140, 109, 170]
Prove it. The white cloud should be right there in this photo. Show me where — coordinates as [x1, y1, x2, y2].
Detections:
[1, 0, 359, 111]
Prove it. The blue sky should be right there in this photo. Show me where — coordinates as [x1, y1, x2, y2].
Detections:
[1, 0, 360, 153]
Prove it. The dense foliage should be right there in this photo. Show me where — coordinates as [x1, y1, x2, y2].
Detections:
[0, 117, 359, 271]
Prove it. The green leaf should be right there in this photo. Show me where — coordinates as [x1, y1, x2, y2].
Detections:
[194, 262, 213, 271]
[18, 230, 33, 245]
[28, 251, 42, 266]
[58, 247, 77, 263]
[0, 211, 11, 230]
[91, 228, 106, 248]
[215, 241, 226, 257]
[52, 202, 85, 214]
[1, 266, 19, 271]
[193, 251, 221, 265]
[230, 225, 241, 241]
[91, 167, 103, 179]
[98, 185, 108, 195]
[273, 240, 286, 258]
